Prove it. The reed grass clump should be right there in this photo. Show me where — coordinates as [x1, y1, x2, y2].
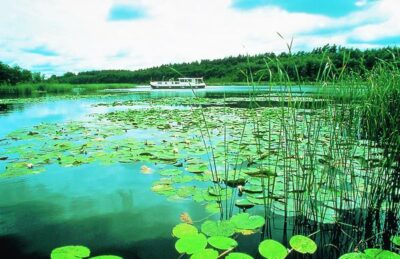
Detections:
[0, 83, 136, 97]
[180, 48, 400, 258]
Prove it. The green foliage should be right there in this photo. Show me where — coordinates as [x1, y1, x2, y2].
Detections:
[89, 256, 123, 259]
[0, 82, 136, 97]
[225, 252, 254, 259]
[172, 223, 198, 238]
[392, 236, 400, 246]
[207, 236, 238, 250]
[339, 252, 368, 259]
[340, 250, 400, 259]
[289, 235, 317, 254]
[190, 249, 219, 259]
[201, 220, 236, 237]
[47, 45, 400, 84]
[50, 245, 122, 259]
[0, 61, 42, 85]
[230, 213, 265, 230]
[258, 240, 288, 259]
[50, 245, 91, 259]
[175, 233, 208, 255]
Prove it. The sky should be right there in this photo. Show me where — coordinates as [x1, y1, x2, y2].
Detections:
[0, 0, 399, 76]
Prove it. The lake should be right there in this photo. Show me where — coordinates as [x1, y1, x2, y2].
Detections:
[0, 85, 397, 259]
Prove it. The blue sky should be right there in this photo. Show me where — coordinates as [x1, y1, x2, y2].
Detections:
[23, 45, 59, 57]
[232, 0, 371, 17]
[108, 4, 146, 21]
[0, 0, 398, 76]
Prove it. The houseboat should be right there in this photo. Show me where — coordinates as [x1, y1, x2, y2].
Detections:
[150, 78, 206, 89]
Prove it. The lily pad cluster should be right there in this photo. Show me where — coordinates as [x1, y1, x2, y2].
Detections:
[258, 235, 317, 259]
[50, 245, 122, 259]
[0, 97, 396, 230]
[1, 93, 399, 258]
[339, 249, 400, 258]
[172, 213, 265, 258]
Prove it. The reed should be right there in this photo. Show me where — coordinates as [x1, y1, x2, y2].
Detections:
[191, 48, 399, 257]
[0, 83, 137, 97]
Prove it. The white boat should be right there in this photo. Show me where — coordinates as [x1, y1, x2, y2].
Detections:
[150, 78, 206, 89]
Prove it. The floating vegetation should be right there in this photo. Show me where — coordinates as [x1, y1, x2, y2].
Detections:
[50, 245, 122, 259]
[175, 233, 208, 255]
[172, 223, 198, 238]
[289, 235, 318, 254]
[201, 220, 236, 237]
[173, 213, 265, 257]
[225, 252, 254, 259]
[190, 248, 219, 259]
[1, 77, 399, 258]
[258, 240, 288, 259]
[207, 236, 238, 250]
[339, 249, 400, 259]
[230, 213, 265, 231]
[51, 245, 91, 259]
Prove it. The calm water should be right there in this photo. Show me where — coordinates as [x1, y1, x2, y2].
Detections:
[0, 86, 317, 258]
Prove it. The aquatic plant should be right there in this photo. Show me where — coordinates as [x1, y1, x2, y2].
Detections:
[50, 245, 122, 259]
[1, 49, 399, 258]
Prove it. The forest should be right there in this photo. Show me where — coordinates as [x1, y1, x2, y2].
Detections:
[0, 62, 43, 85]
[1, 45, 399, 86]
[51, 45, 400, 84]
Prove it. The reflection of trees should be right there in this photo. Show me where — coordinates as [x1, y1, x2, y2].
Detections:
[0, 104, 13, 114]
[117, 189, 134, 211]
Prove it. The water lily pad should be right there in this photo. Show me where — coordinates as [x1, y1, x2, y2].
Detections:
[391, 236, 400, 246]
[51, 245, 91, 259]
[172, 223, 198, 238]
[159, 168, 182, 176]
[177, 186, 196, 198]
[201, 220, 235, 237]
[246, 194, 269, 205]
[186, 164, 208, 174]
[289, 235, 317, 254]
[231, 213, 265, 230]
[175, 233, 208, 255]
[89, 256, 122, 259]
[208, 186, 232, 197]
[365, 250, 400, 258]
[172, 175, 194, 183]
[155, 154, 178, 163]
[190, 249, 219, 259]
[151, 182, 175, 196]
[226, 252, 254, 259]
[200, 190, 227, 201]
[258, 240, 288, 259]
[208, 236, 238, 250]
[243, 185, 263, 193]
[339, 253, 368, 259]
[205, 202, 221, 213]
[235, 199, 255, 209]
[243, 167, 277, 178]
[364, 249, 389, 258]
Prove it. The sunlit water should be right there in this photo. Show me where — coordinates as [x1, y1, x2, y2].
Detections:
[0, 86, 318, 258]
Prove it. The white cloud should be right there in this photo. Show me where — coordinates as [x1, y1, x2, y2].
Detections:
[0, 0, 398, 76]
[355, 0, 368, 7]
[349, 0, 400, 41]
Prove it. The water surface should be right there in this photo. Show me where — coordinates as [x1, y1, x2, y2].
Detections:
[0, 85, 320, 258]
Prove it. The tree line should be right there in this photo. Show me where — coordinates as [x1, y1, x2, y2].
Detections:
[0, 62, 43, 85]
[52, 45, 399, 84]
[2, 45, 399, 85]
